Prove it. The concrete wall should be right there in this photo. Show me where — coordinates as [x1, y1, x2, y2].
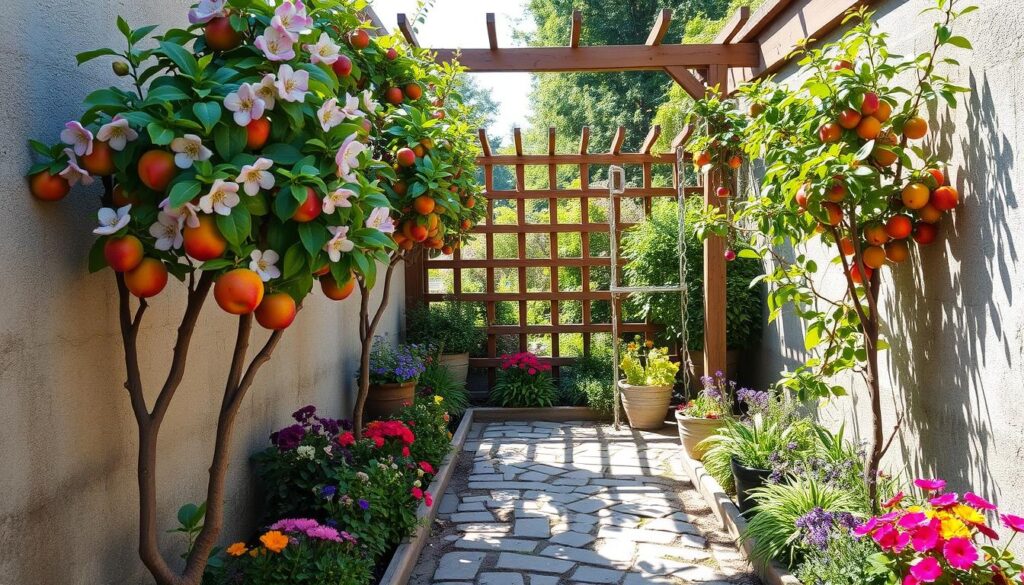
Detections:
[0, 2, 403, 583]
[752, 0, 1024, 536]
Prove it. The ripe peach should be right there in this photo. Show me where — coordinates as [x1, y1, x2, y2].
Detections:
[874, 100, 892, 122]
[125, 258, 168, 298]
[795, 184, 809, 209]
[385, 87, 404, 105]
[839, 237, 856, 256]
[856, 116, 882, 140]
[412, 144, 426, 158]
[727, 155, 742, 169]
[849, 263, 873, 284]
[104, 235, 144, 272]
[404, 82, 423, 101]
[863, 223, 889, 246]
[80, 140, 116, 176]
[414, 196, 436, 215]
[441, 244, 453, 255]
[332, 54, 353, 77]
[409, 224, 428, 242]
[927, 168, 945, 186]
[695, 151, 711, 167]
[860, 92, 880, 116]
[884, 215, 913, 239]
[931, 186, 959, 211]
[917, 204, 943, 224]
[214, 269, 265, 314]
[912, 222, 938, 245]
[255, 292, 297, 330]
[885, 240, 910, 263]
[396, 148, 416, 167]
[392, 180, 408, 196]
[827, 178, 846, 202]
[321, 273, 355, 300]
[873, 145, 898, 167]
[28, 170, 70, 201]
[385, 47, 399, 60]
[461, 219, 472, 230]
[901, 183, 930, 210]
[862, 246, 886, 269]
[716, 187, 731, 198]
[903, 117, 928, 140]
[837, 109, 862, 130]
[137, 150, 177, 192]
[112, 184, 139, 206]
[246, 118, 271, 151]
[349, 29, 370, 50]
[819, 122, 842, 143]
[184, 214, 228, 261]
[204, 16, 242, 51]
[822, 202, 843, 226]
[292, 188, 322, 222]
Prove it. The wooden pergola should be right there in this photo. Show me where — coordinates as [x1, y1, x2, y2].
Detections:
[397, 1, 866, 384]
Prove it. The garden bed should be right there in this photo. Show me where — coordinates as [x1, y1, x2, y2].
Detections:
[678, 450, 801, 585]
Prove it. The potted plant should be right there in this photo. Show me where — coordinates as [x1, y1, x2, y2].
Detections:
[675, 370, 734, 460]
[618, 337, 680, 430]
[491, 351, 556, 408]
[406, 301, 485, 385]
[364, 337, 427, 420]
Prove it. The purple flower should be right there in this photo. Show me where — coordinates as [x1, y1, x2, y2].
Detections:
[321, 485, 337, 499]
[357, 498, 370, 510]
[273, 424, 305, 451]
[319, 417, 341, 435]
[292, 405, 316, 423]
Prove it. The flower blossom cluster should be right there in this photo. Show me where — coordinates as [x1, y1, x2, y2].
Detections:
[499, 351, 552, 375]
[270, 405, 350, 451]
[268, 518, 357, 544]
[364, 420, 415, 449]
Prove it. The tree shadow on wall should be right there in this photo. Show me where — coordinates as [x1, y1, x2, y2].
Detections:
[884, 70, 1017, 504]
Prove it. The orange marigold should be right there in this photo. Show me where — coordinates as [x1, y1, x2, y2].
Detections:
[260, 530, 289, 553]
[226, 542, 248, 557]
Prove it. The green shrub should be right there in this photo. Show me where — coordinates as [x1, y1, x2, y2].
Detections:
[491, 352, 556, 408]
[406, 301, 486, 355]
[417, 359, 470, 417]
[794, 530, 887, 585]
[621, 198, 764, 350]
[395, 399, 452, 467]
[580, 378, 615, 414]
[558, 352, 613, 409]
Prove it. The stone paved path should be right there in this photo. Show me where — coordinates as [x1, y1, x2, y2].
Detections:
[408, 421, 761, 585]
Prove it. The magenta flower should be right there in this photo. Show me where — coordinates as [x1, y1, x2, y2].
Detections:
[908, 556, 942, 583]
[943, 537, 978, 570]
[853, 517, 878, 537]
[964, 492, 997, 511]
[898, 512, 929, 529]
[911, 522, 939, 553]
[929, 492, 958, 508]
[914, 478, 947, 492]
[882, 491, 905, 509]
[1001, 514, 1024, 533]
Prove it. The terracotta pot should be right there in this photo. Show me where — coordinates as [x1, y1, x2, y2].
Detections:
[365, 381, 417, 420]
[438, 352, 469, 386]
[731, 456, 771, 516]
[618, 381, 672, 430]
[675, 411, 726, 461]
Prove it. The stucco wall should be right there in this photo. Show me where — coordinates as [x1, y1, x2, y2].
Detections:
[752, 0, 1024, 536]
[0, 2, 403, 584]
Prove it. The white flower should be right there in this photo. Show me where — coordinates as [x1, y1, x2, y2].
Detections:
[295, 445, 315, 460]
[198, 180, 240, 215]
[275, 64, 309, 103]
[187, 0, 225, 24]
[170, 134, 213, 169]
[93, 205, 132, 235]
[322, 187, 355, 214]
[324, 225, 354, 261]
[160, 197, 201, 229]
[149, 211, 184, 250]
[235, 157, 275, 196]
[224, 83, 266, 127]
[366, 207, 396, 234]
[360, 90, 378, 117]
[334, 133, 365, 177]
[272, 0, 312, 36]
[60, 121, 93, 156]
[317, 98, 345, 132]
[254, 74, 278, 110]
[339, 93, 362, 119]
[304, 32, 340, 65]
[96, 115, 138, 151]
[249, 249, 281, 281]
[58, 148, 94, 186]
[254, 24, 296, 62]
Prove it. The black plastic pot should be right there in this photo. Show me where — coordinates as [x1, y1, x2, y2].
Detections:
[731, 456, 771, 516]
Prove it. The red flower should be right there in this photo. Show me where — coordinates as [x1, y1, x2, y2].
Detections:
[338, 432, 355, 447]
[411, 487, 424, 500]
[401, 446, 410, 457]
[372, 436, 384, 448]
[424, 492, 433, 507]
[419, 461, 435, 474]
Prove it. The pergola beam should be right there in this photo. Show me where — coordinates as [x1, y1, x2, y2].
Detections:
[579, 126, 590, 155]
[569, 10, 582, 48]
[670, 126, 693, 150]
[513, 127, 523, 156]
[477, 128, 491, 157]
[548, 127, 557, 155]
[646, 9, 673, 46]
[486, 13, 498, 50]
[714, 7, 751, 44]
[664, 66, 707, 99]
[608, 126, 626, 155]
[432, 43, 759, 71]
[640, 125, 661, 155]
[396, 13, 419, 47]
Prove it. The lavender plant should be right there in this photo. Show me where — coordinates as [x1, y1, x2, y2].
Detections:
[367, 337, 428, 384]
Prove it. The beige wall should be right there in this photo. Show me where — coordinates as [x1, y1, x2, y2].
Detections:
[0, 2, 403, 583]
[752, 0, 1024, 539]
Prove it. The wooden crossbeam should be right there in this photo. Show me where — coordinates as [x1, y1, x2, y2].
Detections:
[664, 66, 707, 99]
[608, 126, 625, 155]
[396, 13, 418, 47]
[714, 7, 751, 44]
[569, 10, 582, 48]
[478, 187, 698, 199]
[579, 126, 590, 154]
[513, 127, 523, 156]
[646, 9, 673, 46]
[478, 128, 491, 157]
[548, 127, 557, 155]
[486, 13, 498, 50]
[671, 126, 693, 150]
[640, 125, 661, 154]
[735, 0, 796, 42]
[431, 43, 759, 71]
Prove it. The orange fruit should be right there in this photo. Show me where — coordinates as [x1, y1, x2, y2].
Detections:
[874, 100, 892, 122]
[839, 237, 856, 256]
[885, 240, 910, 263]
[912, 222, 938, 245]
[29, 170, 71, 201]
[849, 263, 873, 284]
[837, 109, 862, 130]
[863, 223, 889, 246]
[884, 215, 913, 239]
[918, 204, 943, 224]
[321, 273, 356, 300]
[822, 202, 843, 226]
[214, 269, 265, 315]
[819, 123, 842, 143]
[125, 258, 169, 298]
[931, 186, 959, 211]
[901, 183, 930, 210]
[856, 116, 882, 140]
[862, 246, 886, 269]
[413, 195, 435, 215]
[903, 117, 928, 140]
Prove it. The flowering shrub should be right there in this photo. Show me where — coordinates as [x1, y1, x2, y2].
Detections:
[208, 519, 371, 585]
[398, 397, 452, 466]
[854, 478, 1024, 584]
[677, 370, 735, 419]
[619, 337, 679, 387]
[491, 351, 556, 408]
[368, 337, 428, 384]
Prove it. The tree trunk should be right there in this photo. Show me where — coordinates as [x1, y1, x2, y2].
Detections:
[864, 273, 884, 512]
[352, 254, 403, 438]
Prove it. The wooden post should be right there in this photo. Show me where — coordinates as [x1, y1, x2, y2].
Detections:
[703, 65, 728, 377]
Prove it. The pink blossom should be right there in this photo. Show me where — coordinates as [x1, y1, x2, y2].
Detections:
[60, 121, 93, 156]
[943, 537, 978, 570]
[1001, 514, 1024, 533]
[964, 492, 997, 511]
[911, 521, 940, 553]
[882, 492, 905, 509]
[898, 512, 930, 529]
[424, 492, 433, 507]
[929, 492, 958, 508]
[187, 0, 225, 24]
[254, 24, 296, 61]
[914, 478, 947, 492]
[908, 557, 942, 583]
[271, 0, 312, 36]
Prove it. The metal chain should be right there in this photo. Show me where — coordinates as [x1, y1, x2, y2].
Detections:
[676, 146, 692, 397]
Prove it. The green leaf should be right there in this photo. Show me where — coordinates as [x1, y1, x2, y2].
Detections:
[854, 139, 875, 161]
[116, 16, 132, 40]
[76, 47, 119, 65]
[290, 183, 309, 202]
[199, 258, 235, 272]
[243, 192, 269, 216]
[216, 205, 252, 248]
[145, 85, 191, 104]
[168, 180, 202, 207]
[192, 102, 222, 134]
[262, 143, 304, 165]
[130, 24, 160, 44]
[88, 238, 108, 273]
[283, 243, 308, 279]
[84, 88, 128, 109]
[158, 41, 199, 77]
[298, 222, 329, 257]
[146, 122, 175, 145]
[213, 123, 247, 161]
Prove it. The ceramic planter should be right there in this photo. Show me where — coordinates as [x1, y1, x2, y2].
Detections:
[618, 381, 672, 430]
[731, 456, 771, 516]
[438, 352, 470, 386]
[675, 412, 726, 461]
[366, 380, 417, 420]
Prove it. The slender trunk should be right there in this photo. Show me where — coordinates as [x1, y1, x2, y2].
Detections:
[864, 273, 884, 512]
[352, 254, 403, 438]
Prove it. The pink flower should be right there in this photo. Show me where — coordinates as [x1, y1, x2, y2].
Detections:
[528, 368, 537, 375]
[411, 487, 423, 500]
[424, 492, 433, 507]
[60, 121, 93, 156]
[898, 512, 929, 529]
[908, 556, 942, 583]
[254, 24, 296, 61]
[965, 492, 997, 510]
[882, 492, 905, 509]
[1001, 514, 1024, 533]
[187, 0, 225, 24]
[943, 537, 978, 570]
[854, 517, 879, 537]
[929, 492, 958, 508]
[419, 461, 435, 474]
[271, 0, 312, 36]
[915, 478, 947, 492]
[401, 446, 410, 457]
[911, 522, 940, 553]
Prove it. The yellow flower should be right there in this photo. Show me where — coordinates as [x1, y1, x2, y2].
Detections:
[939, 516, 971, 540]
[226, 542, 248, 557]
[260, 530, 289, 553]
[434, 395, 444, 404]
[644, 340, 654, 348]
[627, 343, 637, 351]
[953, 504, 986, 525]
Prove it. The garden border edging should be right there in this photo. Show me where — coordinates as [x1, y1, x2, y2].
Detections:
[377, 408, 475, 585]
[678, 450, 802, 585]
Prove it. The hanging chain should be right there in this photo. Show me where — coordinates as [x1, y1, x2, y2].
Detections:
[676, 146, 692, 396]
